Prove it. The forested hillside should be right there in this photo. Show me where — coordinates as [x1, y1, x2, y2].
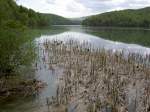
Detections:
[0, 0, 71, 76]
[82, 7, 150, 27]
[0, 0, 71, 28]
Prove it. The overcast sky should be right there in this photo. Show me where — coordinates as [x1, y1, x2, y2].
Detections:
[16, 0, 150, 18]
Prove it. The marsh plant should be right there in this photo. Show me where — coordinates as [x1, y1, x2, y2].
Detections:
[39, 39, 150, 112]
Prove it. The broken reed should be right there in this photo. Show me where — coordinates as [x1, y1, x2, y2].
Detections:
[40, 39, 150, 112]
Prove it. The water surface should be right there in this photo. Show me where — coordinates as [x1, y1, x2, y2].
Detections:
[0, 25, 150, 112]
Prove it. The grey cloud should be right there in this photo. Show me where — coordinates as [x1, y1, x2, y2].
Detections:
[66, 5, 79, 12]
[46, 0, 55, 4]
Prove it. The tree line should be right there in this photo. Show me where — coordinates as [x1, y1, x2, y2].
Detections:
[82, 7, 150, 27]
[0, 0, 72, 29]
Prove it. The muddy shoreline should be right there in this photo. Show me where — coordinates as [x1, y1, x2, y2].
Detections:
[0, 78, 47, 101]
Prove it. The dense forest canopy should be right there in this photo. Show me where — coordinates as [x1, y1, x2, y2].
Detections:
[0, 0, 72, 28]
[82, 7, 150, 27]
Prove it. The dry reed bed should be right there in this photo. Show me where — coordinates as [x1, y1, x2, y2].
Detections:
[40, 39, 150, 112]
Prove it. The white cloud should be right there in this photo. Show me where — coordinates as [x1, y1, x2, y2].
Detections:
[16, 0, 150, 18]
[17, 0, 93, 18]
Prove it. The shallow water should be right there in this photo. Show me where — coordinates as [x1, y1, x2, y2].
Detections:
[37, 31, 150, 55]
[0, 25, 150, 112]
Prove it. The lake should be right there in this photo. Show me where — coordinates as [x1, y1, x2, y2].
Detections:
[0, 25, 150, 112]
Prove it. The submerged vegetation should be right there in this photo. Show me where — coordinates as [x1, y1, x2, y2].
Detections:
[0, 0, 150, 111]
[82, 7, 150, 27]
[36, 39, 150, 112]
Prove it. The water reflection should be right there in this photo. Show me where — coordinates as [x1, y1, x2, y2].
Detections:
[37, 31, 150, 55]
[1, 25, 150, 112]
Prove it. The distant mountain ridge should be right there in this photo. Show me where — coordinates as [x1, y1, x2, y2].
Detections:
[82, 7, 150, 27]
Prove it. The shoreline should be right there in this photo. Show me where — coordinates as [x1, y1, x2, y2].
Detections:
[0, 78, 47, 101]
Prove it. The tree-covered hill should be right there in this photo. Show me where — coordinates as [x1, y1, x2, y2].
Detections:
[82, 7, 150, 27]
[0, 0, 72, 76]
[0, 0, 72, 28]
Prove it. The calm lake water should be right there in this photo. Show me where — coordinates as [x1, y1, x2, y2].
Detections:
[0, 25, 150, 112]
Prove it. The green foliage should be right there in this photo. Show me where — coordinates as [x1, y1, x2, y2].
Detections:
[0, 0, 73, 76]
[0, 0, 71, 28]
[82, 7, 150, 27]
[4, 20, 26, 30]
[0, 28, 35, 76]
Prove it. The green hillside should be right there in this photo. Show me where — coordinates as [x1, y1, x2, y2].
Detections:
[82, 7, 150, 27]
[0, 0, 71, 28]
